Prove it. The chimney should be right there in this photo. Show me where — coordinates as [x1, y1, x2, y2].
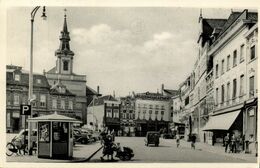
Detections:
[113, 90, 115, 98]
[97, 86, 100, 94]
[161, 84, 164, 94]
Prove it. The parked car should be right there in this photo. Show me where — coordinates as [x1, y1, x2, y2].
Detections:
[144, 131, 160, 147]
[73, 129, 91, 144]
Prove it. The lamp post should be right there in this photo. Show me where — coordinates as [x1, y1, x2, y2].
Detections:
[28, 6, 47, 155]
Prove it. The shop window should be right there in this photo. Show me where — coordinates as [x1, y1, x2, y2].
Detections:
[250, 45, 255, 60]
[39, 122, 50, 143]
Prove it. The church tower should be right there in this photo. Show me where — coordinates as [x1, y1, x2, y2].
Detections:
[46, 10, 87, 123]
[55, 12, 74, 75]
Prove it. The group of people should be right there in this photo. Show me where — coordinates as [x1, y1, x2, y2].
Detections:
[100, 130, 121, 161]
[224, 133, 255, 153]
[175, 134, 197, 149]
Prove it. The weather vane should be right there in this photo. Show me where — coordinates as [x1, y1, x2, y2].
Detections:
[64, 8, 67, 17]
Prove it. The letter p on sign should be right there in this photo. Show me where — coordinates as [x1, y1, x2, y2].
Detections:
[20, 105, 31, 115]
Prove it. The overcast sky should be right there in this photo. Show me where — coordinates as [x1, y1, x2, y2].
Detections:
[7, 7, 233, 96]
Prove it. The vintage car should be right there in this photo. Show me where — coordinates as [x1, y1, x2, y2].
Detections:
[144, 131, 160, 147]
[73, 128, 92, 144]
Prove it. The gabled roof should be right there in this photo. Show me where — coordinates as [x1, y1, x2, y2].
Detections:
[217, 12, 241, 37]
[91, 95, 118, 106]
[47, 67, 57, 73]
[50, 81, 75, 96]
[86, 85, 100, 96]
[216, 11, 258, 41]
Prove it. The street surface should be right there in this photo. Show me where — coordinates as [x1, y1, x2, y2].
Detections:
[6, 134, 256, 163]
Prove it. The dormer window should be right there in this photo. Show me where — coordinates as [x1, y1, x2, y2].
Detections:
[14, 74, 20, 81]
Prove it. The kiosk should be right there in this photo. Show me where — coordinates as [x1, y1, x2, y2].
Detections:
[27, 112, 81, 159]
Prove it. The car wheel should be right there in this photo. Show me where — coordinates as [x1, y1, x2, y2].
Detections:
[124, 155, 131, 161]
[81, 139, 87, 144]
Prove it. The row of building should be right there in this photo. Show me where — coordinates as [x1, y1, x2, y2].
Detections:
[172, 9, 258, 153]
[87, 87, 179, 137]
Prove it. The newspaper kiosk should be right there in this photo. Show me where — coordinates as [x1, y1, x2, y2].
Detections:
[27, 112, 81, 159]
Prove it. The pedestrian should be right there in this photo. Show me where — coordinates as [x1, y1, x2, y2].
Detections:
[111, 129, 115, 142]
[191, 134, 196, 149]
[176, 134, 180, 148]
[224, 133, 230, 153]
[231, 134, 236, 153]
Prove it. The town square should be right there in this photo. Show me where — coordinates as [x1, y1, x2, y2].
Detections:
[5, 6, 258, 163]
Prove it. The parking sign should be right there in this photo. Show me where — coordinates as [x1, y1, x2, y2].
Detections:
[20, 105, 31, 115]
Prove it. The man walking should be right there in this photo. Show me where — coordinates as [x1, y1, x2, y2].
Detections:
[176, 134, 180, 148]
[231, 134, 236, 153]
[224, 133, 230, 153]
[191, 134, 196, 150]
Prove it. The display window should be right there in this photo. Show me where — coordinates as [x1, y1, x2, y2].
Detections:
[52, 122, 69, 143]
[39, 122, 50, 143]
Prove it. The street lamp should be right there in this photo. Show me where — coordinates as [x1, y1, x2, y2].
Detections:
[28, 6, 47, 155]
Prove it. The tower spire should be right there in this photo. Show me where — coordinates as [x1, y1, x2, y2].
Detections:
[63, 8, 68, 33]
[199, 8, 203, 23]
[55, 9, 75, 75]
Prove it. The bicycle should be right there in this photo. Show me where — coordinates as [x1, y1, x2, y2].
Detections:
[6, 138, 28, 156]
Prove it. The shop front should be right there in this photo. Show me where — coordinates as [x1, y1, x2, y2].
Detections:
[203, 109, 243, 147]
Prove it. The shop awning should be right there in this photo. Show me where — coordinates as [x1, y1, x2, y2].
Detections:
[202, 110, 241, 131]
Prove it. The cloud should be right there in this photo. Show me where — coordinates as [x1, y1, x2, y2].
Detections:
[71, 24, 197, 96]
